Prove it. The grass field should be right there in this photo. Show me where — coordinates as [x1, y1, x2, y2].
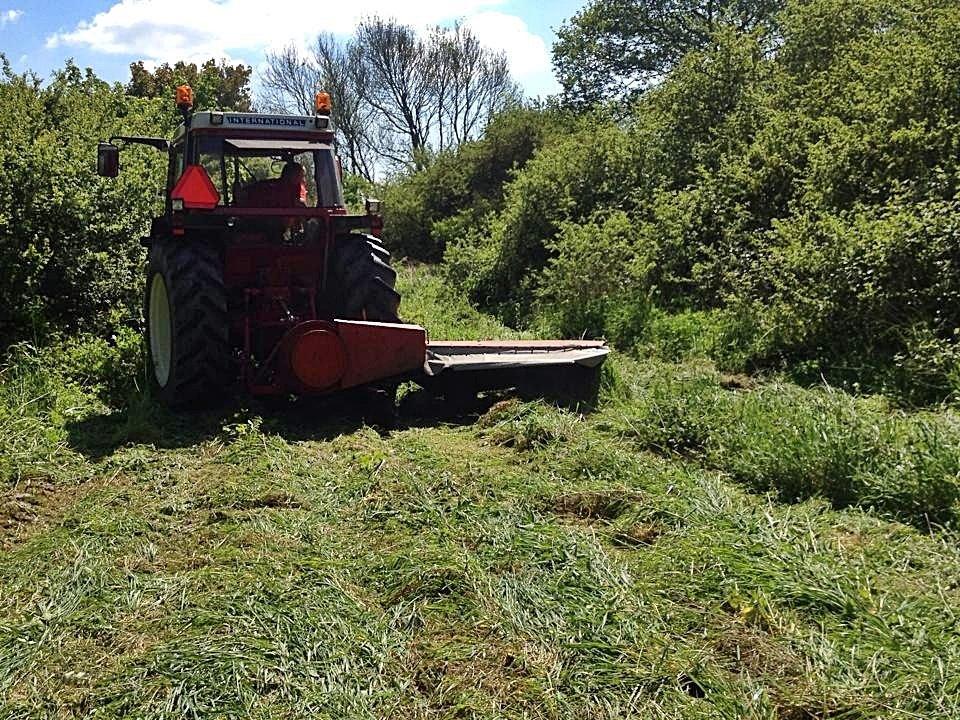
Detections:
[1, 265, 959, 719]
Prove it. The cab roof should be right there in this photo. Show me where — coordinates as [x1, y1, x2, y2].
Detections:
[175, 111, 332, 140]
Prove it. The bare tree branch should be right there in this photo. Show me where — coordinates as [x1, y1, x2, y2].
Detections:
[259, 16, 520, 176]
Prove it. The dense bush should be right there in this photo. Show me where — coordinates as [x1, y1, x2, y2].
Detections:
[0, 60, 171, 346]
[382, 107, 566, 262]
[436, 0, 960, 402]
[534, 211, 652, 347]
[445, 120, 645, 325]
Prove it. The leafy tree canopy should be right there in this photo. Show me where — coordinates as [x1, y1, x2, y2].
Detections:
[0, 57, 170, 343]
[127, 58, 253, 111]
[552, 0, 783, 105]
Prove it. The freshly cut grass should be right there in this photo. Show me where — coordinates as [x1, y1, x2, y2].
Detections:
[1, 265, 958, 718]
[477, 399, 580, 450]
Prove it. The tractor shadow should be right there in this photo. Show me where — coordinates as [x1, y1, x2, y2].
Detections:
[65, 375, 601, 462]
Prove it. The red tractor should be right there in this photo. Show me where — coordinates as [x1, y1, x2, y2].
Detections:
[97, 86, 607, 409]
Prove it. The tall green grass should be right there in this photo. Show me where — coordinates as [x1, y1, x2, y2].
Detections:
[603, 360, 960, 526]
[396, 263, 533, 342]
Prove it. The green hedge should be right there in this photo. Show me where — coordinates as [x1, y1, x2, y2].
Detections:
[381, 107, 566, 262]
[438, 0, 960, 402]
[0, 61, 172, 345]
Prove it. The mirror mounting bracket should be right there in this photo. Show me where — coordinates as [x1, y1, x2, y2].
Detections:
[109, 136, 170, 152]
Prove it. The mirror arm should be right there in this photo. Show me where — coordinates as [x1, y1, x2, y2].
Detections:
[109, 136, 170, 152]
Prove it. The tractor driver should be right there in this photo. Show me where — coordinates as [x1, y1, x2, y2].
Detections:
[280, 161, 308, 207]
[236, 159, 308, 208]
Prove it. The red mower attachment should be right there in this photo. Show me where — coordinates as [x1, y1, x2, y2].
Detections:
[257, 323, 609, 403]
[255, 319, 427, 395]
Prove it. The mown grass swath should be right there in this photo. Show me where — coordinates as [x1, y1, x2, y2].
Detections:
[1, 266, 958, 718]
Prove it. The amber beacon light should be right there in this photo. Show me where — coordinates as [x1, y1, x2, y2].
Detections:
[315, 91, 332, 114]
[175, 84, 194, 110]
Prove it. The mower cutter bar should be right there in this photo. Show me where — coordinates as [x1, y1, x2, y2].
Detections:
[424, 340, 609, 376]
[419, 339, 608, 405]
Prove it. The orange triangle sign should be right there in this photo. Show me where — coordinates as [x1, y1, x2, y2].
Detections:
[171, 164, 221, 210]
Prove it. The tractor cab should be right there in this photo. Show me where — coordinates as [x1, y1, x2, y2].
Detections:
[168, 111, 345, 212]
[97, 87, 363, 223]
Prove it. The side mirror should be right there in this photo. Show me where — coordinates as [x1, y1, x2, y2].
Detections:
[97, 142, 119, 178]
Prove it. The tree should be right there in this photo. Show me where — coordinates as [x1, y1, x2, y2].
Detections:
[262, 38, 377, 179]
[127, 59, 253, 111]
[431, 23, 518, 152]
[315, 35, 377, 179]
[552, 0, 783, 106]
[355, 18, 435, 167]
[260, 17, 518, 176]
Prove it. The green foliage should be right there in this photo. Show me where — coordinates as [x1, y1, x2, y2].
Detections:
[0, 345, 85, 486]
[341, 171, 375, 212]
[382, 107, 565, 261]
[640, 307, 771, 373]
[0, 326, 141, 486]
[0, 59, 171, 345]
[708, 387, 960, 525]
[47, 326, 144, 405]
[553, 0, 784, 106]
[127, 58, 253, 111]
[536, 211, 652, 347]
[445, 119, 643, 326]
[394, 264, 529, 341]
[758, 200, 960, 402]
[610, 361, 960, 526]
[437, 0, 960, 403]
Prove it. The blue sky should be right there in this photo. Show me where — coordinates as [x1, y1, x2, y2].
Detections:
[1, 0, 584, 98]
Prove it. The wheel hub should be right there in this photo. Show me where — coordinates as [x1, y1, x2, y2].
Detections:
[149, 273, 172, 388]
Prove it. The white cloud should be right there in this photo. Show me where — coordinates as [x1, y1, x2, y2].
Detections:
[1, 9, 23, 27]
[462, 11, 550, 80]
[461, 10, 558, 97]
[45, 0, 557, 95]
[46, 0, 503, 59]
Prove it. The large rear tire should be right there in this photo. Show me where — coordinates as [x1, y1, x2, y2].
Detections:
[329, 234, 401, 322]
[144, 239, 231, 408]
